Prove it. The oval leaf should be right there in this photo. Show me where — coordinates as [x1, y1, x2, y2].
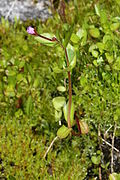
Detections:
[57, 86, 66, 92]
[70, 33, 80, 43]
[26, 95, 33, 116]
[63, 25, 74, 48]
[89, 28, 100, 38]
[92, 50, 99, 58]
[55, 110, 62, 121]
[33, 78, 40, 88]
[110, 23, 119, 31]
[76, 28, 87, 46]
[91, 155, 101, 165]
[57, 125, 72, 139]
[79, 121, 89, 134]
[109, 173, 120, 180]
[66, 43, 76, 69]
[5, 69, 16, 76]
[63, 100, 75, 126]
[52, 96, 65, 111]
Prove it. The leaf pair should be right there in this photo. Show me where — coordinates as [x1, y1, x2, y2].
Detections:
[52, 96, 75, 139]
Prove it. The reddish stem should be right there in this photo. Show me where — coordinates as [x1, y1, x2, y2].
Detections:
[38, 34, 55, 42]
[36, 32, 72, 129]
[75, 112, 81, 134]
[65, 48, 72, 128]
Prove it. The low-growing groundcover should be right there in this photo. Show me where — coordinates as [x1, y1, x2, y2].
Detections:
[0, 0, 120, 179]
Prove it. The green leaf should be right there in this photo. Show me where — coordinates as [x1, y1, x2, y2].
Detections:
[113, 56, 120, 70]
[19, 60, 25, 69]
[89, 28, 100, 38]
[57, 86, 66, 92]
[55, 110, 62, 121]
[53, 66, 63, 74]
[52, 96, 66, 111]
[33, 78, 40, 88]
[110, 23, 120, 31]
[63, 24, 74, 48]
[66, 43, 76, 69]
[94, 4, 100, 16]
[74, 0, 78, 7]
[80, 76, 87, 86]
[92, 50, 99, 58]
[26, 95, 33, 116]
[115, 0, 120, 5]
[5, 69, 16, 76]
[8, 76, 16, 87]
[96, 42, 105, 52]
[93, 60, 98, 67]
[103, 34, 112, 44]
[114, 114, 118, 121]
[8, 175, 16, 180]
[91, 155, 101, 165]
[105, 53, 113, 64]
[79, 121, 89, 134]
[109, 173, 120, 180]
[26, 63, 34, 79]
[70, 33, 80, 43]
[34, 33, 57, 47]
[4, 85, 15, 97]
[63, 100, 75, 126]
[17, 74, 24, 83]
[57, 125, 72, 139]
[76, 28, 87, 45]
[100, 10, 108, 25]
[97, 56, 104, 64]
[114, 108, 120, 122]
[89, 44, 98, 52]
[76, 28, 84, 39]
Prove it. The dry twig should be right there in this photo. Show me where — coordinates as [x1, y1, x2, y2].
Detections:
[104, 125, 113, 139]
[111, 123, 117, 173]
[43, 136, 58, 159]
[102, 138, 119, 153]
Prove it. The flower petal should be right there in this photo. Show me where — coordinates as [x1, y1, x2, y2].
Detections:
[27, 26, 36, 35]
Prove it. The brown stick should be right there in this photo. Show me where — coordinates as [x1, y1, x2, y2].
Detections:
[111, 123, 117, 173]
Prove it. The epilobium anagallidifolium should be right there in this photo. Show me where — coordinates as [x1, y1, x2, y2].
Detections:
[27, 26, 88, 140]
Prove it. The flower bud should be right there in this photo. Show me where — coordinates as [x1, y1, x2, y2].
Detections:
[27, 26, 37, 35]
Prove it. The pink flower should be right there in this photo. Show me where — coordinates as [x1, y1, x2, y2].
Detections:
[27, 26, 37, 35]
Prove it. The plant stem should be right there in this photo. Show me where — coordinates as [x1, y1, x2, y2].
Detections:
[67, 71, 72, 128]
[38, 34, 54, 41]
[54, 38, 72, 129]
[65, 48, 72, 128]
[36, 33, 72, 128]
[75, 112, 81, 134]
